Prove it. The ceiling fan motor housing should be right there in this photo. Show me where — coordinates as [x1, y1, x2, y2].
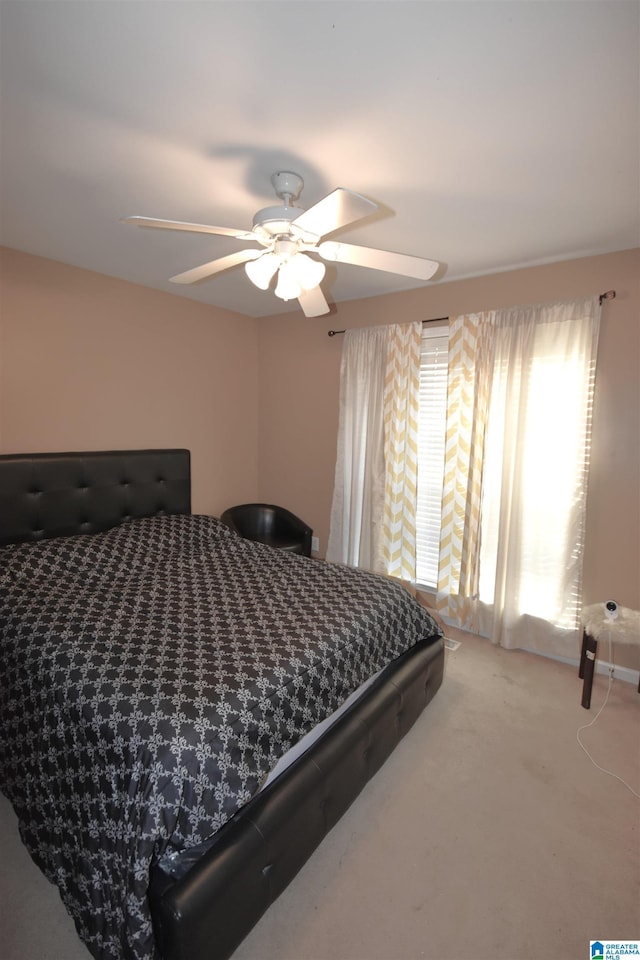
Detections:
[251, 171, 308, 240]
[252, 204, 301, 239]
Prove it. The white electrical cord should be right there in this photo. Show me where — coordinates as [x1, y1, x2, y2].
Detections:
[576, 630, 640, 800]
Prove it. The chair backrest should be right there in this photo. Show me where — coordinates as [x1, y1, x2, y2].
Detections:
[227, 504, 278, 540]
[220, 503, 312, 555]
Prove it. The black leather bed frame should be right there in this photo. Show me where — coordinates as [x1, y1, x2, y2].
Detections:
[0, 448, 445, 960]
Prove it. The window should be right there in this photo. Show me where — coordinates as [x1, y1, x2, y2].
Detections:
[415, 325, 449, 588]
[477, 327, 595, 629]
[431, 300, 599, 650]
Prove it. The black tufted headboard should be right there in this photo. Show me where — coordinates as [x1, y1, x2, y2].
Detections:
[0, 449, 191, 546]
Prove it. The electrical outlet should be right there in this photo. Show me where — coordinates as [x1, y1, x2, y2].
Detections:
[311, 536, 320, 553]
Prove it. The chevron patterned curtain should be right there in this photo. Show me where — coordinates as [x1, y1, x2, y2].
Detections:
[436, 312, 494, 629]
[379, 321, 422, 580]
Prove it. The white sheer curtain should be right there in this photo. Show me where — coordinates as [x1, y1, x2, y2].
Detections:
[438, 297, 600, 656]
[326, 322, 421, 576]
[326, 326, 388, 569]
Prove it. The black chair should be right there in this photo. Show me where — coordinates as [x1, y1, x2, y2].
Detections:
[220, 503, 313, 557]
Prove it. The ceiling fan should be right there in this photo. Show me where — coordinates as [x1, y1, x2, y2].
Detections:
[122, 171, 439, 317]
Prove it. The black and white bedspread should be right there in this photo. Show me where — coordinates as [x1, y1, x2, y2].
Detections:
[0, 514, 441, 959]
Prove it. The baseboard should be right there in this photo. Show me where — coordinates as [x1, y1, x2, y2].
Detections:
[410, 587, 640, 687]
[535, 650, 640, 687]
[595, 660, 640, 686]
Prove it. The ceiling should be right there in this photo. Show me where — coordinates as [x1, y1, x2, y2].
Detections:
[1, 1, 638, 318]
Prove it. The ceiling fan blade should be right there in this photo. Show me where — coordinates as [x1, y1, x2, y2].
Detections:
[170, 248, 263, 284]
[298, 285, 330, 317]
[292, 188, 378, 240]
[121, 216, 260, 242]
[318, 241, 439, 280]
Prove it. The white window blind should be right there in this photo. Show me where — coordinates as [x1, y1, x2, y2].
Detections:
[415, 327, 449, 588]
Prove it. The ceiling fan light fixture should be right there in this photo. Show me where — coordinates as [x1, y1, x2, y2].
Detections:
[272, 253, 326, 302]
[245, 252, 279, 290]
[292, 253, 326, 291]
[275, 259, 302, 301]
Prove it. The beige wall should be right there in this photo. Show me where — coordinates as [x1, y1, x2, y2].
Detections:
[1, 244, 638, 664]
[0, 246, 260, 515]
[257, 248, 640, 621]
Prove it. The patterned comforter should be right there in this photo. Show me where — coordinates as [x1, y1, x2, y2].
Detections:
[0, 514, 440, 959]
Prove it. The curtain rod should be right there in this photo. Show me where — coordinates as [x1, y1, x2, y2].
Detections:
[327, 290, 616, 337]
[327, 316, 448, 337]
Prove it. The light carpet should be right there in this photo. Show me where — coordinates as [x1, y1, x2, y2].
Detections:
[2, 628, 638, 960]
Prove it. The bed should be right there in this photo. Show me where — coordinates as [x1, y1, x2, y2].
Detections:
[0, 448, 445, 960]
